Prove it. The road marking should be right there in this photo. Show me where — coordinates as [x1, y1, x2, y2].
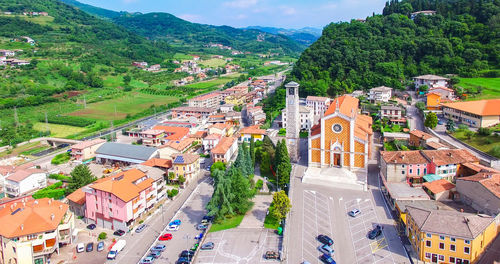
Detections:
[370, 238, 388, 253]
[211, 230, 225, 264]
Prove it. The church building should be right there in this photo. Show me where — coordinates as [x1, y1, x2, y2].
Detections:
[308, 95, 373, 171]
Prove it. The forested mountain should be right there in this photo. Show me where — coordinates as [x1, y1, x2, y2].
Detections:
[59, 0, 124, 19]
[112, 13, 306, 55]
[245, 26, 322, 46]
[288, 0, 500, 98]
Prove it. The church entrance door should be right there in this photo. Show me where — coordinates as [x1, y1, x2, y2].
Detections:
[334, 153, 341, 166]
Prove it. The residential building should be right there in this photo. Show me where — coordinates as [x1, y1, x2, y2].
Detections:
[456, 173, 500, 216]
[202, 134, 222, 151]
[382, 182, 431, 210]
[84, 168, 159, 230]
[282, 105, 314, 131]
[395, 200, 440, 226]
[426, 92, 443, 110]
[0, 198, 74, 264]
[71, 139, 106, 161]
[220, 104, 234, 113]
[456, 162, 499, 178]
[158, 137, 196, 159]
[5, 168, 46, 198]
[0, 50, 15, 57]
[95, 143, 159, 165]
[141, 158, 172, 173]
[442, 99, 500, 128]
[172, 154, 200, 185]
[133, 129, 164, 146]
[369, 86, 393, 103]
[171, 106, 217, 119]
[246, 106, 266, 125]
[380, 150, 429, 186]
[429, 87, 455, 100]
[239, 126, 267, 142]
[422, 179, 456, 201]
[151, 126, 189, 142]
[380, 105, 404, 119]
[66, 188, 86, 218]
[189, 131, 207, 144]
[211, 137, 238, 163]
[188, 92, 222, 108]
[306, 96, 331, 116]
[309, 95, 373, 171]
[410, 10, 437, 19]
[413, 74, 449, 89]
[208, 123, 234, 136]
[409, 130, 439, 148]
[421, 149, 479, 182]
[405, 206, 498, 264]
[207, 114, 226, 124]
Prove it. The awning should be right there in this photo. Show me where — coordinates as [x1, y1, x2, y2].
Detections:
[423, 174, 441, 182]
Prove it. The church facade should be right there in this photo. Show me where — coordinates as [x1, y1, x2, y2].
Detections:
[308, 95, 373, 171]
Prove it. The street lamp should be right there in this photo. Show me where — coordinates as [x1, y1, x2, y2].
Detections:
[184, 234, 191, 262]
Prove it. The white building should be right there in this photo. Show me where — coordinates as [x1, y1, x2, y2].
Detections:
[369, 86, 393, 103]
[380, 105, 404, 119]
[188, 92, 222, 108]
[219, 104, 234, 113]
[282, 105, 314, 131]
[202, 134, 222, 151]
[306, 96, 331, 116]
[413, 74, 449, 89]
[4, 169, 47, 197]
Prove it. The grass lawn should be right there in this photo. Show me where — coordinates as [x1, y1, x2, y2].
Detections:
[68, 92, 179, 121]
[0, 141, 41, 158]
[264, 206, 280, 229]
[173, 53, 194, 61]
[200, 58, 226, 68]
[33, 122, 87, 138]
[209, 214, 245, 232]
[184, 74, 240, 90]
[0, 14, 55, 26]
[452, 130, 500, 158]
[20, 145, 51, 156]
[457, 77, 500, 101]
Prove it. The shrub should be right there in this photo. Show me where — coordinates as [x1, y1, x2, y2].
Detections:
[32, 182, 65, 199]
[139, 220, 144, 224]
[490, 146, 500, 158]
[98, 232, 107, 240]
[458, 124, 469, 131]
[168, 189, 179, 198]
[41, 115, 95, 127]
[48, 174, 71, 182]
[51, 152, 71, 165]
[477, 127, 492, 136]
[255, 179, 264, 190]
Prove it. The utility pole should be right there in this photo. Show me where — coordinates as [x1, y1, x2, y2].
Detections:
[184, 234, 191, 261]
[13, 107, 19, 127]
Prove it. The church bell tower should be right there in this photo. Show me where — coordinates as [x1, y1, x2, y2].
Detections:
[285, 81, 300, 162]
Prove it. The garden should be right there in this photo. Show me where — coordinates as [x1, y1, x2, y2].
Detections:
[451, 125, 500, 158]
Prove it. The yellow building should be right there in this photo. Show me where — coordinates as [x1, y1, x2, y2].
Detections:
[406, 206, 499, 264]
[308, 95, 373, 171]
[239, 125, 266, 142]
[0, 198, 74, 264]
[426, 92, 442, 110]
[173, 153, 200, 185]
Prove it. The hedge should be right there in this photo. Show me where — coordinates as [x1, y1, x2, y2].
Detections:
[48, 174, 71, 182]
[32, 182, 65, 199]
[41, 115, 95, 127]
[51, 152, 71, 165]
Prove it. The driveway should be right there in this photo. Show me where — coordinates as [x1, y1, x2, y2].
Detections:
[239, 195, 272, 228]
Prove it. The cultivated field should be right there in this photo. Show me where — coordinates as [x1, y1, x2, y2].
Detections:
[458, 77, 500, 100]
[33, 122, 87, 138]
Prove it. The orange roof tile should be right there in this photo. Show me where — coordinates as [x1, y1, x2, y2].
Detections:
[90, 169, 151, 203]
[421, 149, 479, 166]
[381, 150, 428, 164]
[240, 125, 266, 135]
[71, 139, 106, 150]
[141, 158, 172, 169]
[159, 137, 195, 151]
[460, 162, 500, 174]
[457, 173, 500, 198]
[410, 130, 435, 140]
[190, 131, 207, 139]
[423, 179, 455, 194]
[443, 99, 500, 116]
[173, 153, 200, 164]
[66, 188, 86, 205]
[152, 126, 189, 141]
[0, 198, 69, 238]
[210, 123, 232, 130]
[324, 95, 359, 117]
[211, 137, 236, 155]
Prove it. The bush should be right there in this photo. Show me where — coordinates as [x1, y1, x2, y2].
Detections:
[32, 182, 65, 199]
[490, 146, 500, 158]
[41, 115, 95, 127]
[168, 189, 179, 198]
[48, 174, 71, 182]
[51, 152, 71, 165]
[477, 127, 492, 136]
[255, 179, 264, 190]
[98, 232, 107, 240]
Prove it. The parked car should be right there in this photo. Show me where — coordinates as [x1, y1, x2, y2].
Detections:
[149, 251, 161, 259]
[76, 243, 85, 253]
[348, 208, 361, 217]
[317, 234, 334, 246]
[318, 244, 334, 255]
[176, 257, 190, 264]
[200, 242, 214, 250]
[167, 225, 180, 231]
[195, 232, 204, 240]
[86, 224, 96, 230]
[86, 242, 94, 252]
[197, 224, 208, 230]
[135, 224, 147, 233]
[264, 250, 280, 260]
[113, 229, 126, 236]
[169, 219, 181, 226]
[152, 244, 166, 252]
[159, 233, 173, 241]
[179, 250, 195, 258]
[140, 256, 155, 264]
[97, 241, 105, 252]
[190, 243, 199, 251]
[368, 225, 382, 240]
[319, 253, 336, 264]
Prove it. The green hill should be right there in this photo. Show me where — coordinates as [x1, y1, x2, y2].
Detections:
[288, 0, 499, 98]
[59, 0, 124, 19]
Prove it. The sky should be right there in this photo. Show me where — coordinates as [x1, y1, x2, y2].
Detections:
[77, 0, 387, 29]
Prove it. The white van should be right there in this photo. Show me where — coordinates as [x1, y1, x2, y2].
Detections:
[76, 243, 85, 253]
[107, 239, 126, 260]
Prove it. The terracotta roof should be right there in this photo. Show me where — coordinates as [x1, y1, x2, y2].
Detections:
[406, 206, 495, 239]
[0, 198, 69, 238]
[190, 131, 207, 139]
[311, 123, 321, 136]
[0, 165, 15, 176]
[457, 173, 500, 198]
[66, 188, 86, 205]
[211, 137, 236, 155]
[172, 106, 217, 113]
[209, 123, 232, 130]
[173, 153, 199, 165]
[7, 168, 45, 183]
[421, 149, 479, 166]
[370, 86, 393, 92]
[460, 162, 500, 174]
[380, 150, 428, 164]
[190, 92, 221, 101]
[423, 179, 455, 194]
[153, 126, 189, 141]
[140, 129, 164, 135]
[71, 139, 106, 150]
[240, 125, 266, 135]
[410, 130, 434, 140]
[204, 133, 222, 140]
[306, 96, 330, 102]
[159, 137, 195, 151]
[442, 99, 500, 116]
[141, 158, 172, 169]
[425, 141, 447, 150]
[324, 95, 359, 117]
[429, 86, 454, 92]
[413, 74, 449, 81]
[90, 169, 151, 203]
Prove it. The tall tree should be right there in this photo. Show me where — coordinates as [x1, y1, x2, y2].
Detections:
[206, 169, 234, 219]
[66, 164, 96, 195]
[228, 166, 253, 214]
[249, 138, 256, 166]
[244, 142, 253, 175]
[234, 144, 248, 176]
[271, 190, 291, 222]
[424, 112, 438, 129]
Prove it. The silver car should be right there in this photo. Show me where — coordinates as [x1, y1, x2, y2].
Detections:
[348, 208, 361, 217]
[135, 224, 147, 233]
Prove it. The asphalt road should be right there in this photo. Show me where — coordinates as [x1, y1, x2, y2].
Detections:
[105, 172, 211, 264]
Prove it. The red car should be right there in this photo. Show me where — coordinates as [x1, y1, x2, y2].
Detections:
[159, 233, 172, 241]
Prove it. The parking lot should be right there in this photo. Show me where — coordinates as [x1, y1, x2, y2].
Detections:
[300, 189, 335, 264]
[196, 228, 281, 264]
[344, 198, 395, 264]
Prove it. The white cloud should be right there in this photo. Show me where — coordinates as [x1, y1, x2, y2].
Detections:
[178, 14, 202, 22]
[223, 0, 258, 8]
[235, 14, 248, 19]
[279, 5, 296, 15]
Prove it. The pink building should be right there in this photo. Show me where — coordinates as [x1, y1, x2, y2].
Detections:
[84, 169, 160, 230]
